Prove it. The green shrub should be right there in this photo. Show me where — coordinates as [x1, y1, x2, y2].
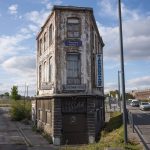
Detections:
[10, 100, 31, 121]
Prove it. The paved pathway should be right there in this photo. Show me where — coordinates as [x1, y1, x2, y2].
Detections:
[127, 106, 150, 150]
[0, 107, 59, 150]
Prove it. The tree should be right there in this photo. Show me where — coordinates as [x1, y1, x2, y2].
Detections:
[11, 86, 20, 100]
[4, 92, 9, 97]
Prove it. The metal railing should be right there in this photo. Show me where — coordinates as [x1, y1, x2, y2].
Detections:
[128, 111, 134, 133]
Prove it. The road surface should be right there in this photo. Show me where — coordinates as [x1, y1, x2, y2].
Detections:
[127, 105, 150, 150]
[0, 107, 58, 150]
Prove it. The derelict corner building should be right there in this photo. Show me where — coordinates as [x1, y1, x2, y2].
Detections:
[36, 5, 105, 145]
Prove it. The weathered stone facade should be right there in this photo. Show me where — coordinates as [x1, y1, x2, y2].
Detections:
[36, 5, 105, 145]
[131, 89, 150, 100]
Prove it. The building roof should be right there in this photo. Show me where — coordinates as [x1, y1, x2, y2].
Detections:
[52, 5, 93, 12]
[36, 5, 104, 47]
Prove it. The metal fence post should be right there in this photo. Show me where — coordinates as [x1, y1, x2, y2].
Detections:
[132, 113, 134, 133]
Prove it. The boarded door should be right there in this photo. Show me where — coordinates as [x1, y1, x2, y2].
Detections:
[62, 114, 88, 144]
[61, 99, 88, 144]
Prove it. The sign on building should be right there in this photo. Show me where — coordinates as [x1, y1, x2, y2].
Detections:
[96, 54, 103, 87]
[64, 40, 82, 47]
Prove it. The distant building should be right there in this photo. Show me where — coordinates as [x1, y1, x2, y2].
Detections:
[131, 89, 150, 100]
[35, 5, 105, 145]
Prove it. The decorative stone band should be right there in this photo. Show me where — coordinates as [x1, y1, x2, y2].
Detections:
[62, 84, 86, 91]
[41, 82, 53, 90]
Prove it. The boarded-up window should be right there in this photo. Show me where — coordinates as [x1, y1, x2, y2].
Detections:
[39, 110, 42, 121]
[49, 57, 52, 82]
[44, 61, 47, 82]
[44, 32, 47, 51]
[49, 24, 52, 45]
[46, 111, 51, 125]
[67, 53, 81, 85]
[67, 18, 80, 38]
[91, 26, 94, 49]
[39, 65, 42, 89]
[39, 39, 42, 55]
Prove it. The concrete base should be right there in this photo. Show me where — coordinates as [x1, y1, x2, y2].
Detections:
[88, 135, 95, 144]
[53, 137, 60, 145]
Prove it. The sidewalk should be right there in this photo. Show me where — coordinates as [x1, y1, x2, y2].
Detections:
[16, 121, 59, 150]
[127, 124, 144, 150]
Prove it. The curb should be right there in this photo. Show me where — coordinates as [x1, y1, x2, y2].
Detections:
[134, 125, 149, 150]
[15, 122, 33, 147]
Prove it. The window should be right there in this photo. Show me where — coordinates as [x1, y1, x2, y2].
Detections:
[66, 53, 81, 85]
[49, 57, 52, 82]
[44, 32, 47, 51]
[49, 24, 53, 45]
[95, 34, 97, 52]
[39, 65, 42, 89]
[39, 110, 42, 121]
[67, 18, 80, 38]
[39, 39, 42, 55]
[46, 111, 51, 125]
[44, 61, 47, 82]
[91, 26, 94, 49]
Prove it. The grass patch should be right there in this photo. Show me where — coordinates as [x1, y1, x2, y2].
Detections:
[61, 112, 143, 150]
[10, 100, 31, 121]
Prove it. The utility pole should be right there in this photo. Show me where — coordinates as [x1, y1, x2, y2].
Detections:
[24, 83, 26, 108]
[118, 70, 121, 112]
[27, 84, 28, 100]
[118, 0, 128, 144]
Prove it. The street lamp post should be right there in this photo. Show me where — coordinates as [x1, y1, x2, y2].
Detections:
[118, 0, 128, 144]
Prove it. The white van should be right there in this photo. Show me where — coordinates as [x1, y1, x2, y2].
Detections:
[130, 99, 139, 107]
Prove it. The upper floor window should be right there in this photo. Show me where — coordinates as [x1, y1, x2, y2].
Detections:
[49, 24, 53, 45]
[39, 65, 42, 89]
[66, 53, 81, 85]
[91, 26, 94, 49]
[44, 61, 47, 82]
[67, 18, 80, 38]
[39, 39, 42, 55]
[44, 32, 47, 51]
[49, 57, 52, 82]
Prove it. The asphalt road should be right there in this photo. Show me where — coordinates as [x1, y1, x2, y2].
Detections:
[0, 107, 27, 150]
[0, 107, 58, 150]
[127, 106, 150, 150]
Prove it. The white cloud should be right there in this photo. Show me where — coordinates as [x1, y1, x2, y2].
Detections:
[41, 0, 62, 9]
[25, 10, 50, 27]
[98, 16, 150, 61]
[104, 82, 118, 93]
[105, 76, 150, 93]
[0, 33, 32, 62]
[8, 4, 18, 14]
[127, 76, 150, 88]
[2, 56, 35, 72]
[98, 0, 140, 21]
[125, 76, 150, 92]
[1, 56, 36, 96]
[25, 0, 62, 28]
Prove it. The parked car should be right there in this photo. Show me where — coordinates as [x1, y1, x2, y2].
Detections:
[140, 102, 150, 111]
[130, 99, 139, 107]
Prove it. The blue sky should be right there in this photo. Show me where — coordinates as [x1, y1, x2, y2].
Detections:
[0, 0, 150, 96]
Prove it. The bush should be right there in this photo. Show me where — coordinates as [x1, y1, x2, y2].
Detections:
[10, 100, 31, 121]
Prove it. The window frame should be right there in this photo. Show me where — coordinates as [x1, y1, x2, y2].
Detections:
[44, 32, 47, 51]
[49, 57, 52, 82]
[39, 39, 42, 55]
[66, 53, 81, 85]
[49, 24, 53, 45]
[39, 65, 42, 89]
[67, 17, 81, 38]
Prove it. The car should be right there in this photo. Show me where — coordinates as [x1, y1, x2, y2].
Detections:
[130, 99, 139, 107]
[140, 102, 150, 111]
